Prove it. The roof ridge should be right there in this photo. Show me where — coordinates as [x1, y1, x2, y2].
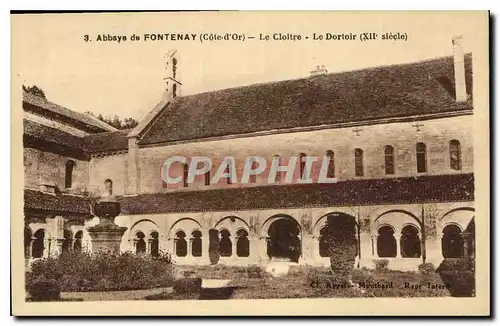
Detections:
[23, 91, 117, 132]
[177, 54, 460, 99]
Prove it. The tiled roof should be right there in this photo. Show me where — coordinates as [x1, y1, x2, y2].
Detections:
[24, 189, 91, 215]
[83, 129, 130, 153]
[23, 119, 86, 150]
[119, 173, 474, 214]
[23, 91, 117, 133]
[139, 54, 473, 145]
[23, 120, 129, 154]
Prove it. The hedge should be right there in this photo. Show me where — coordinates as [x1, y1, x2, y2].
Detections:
[26, 251, 175, 294]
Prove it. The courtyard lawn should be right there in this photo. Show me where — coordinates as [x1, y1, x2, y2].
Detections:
[145, 265, 451, 300]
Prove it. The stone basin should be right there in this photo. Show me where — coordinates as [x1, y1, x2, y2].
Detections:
[199, 279, 237, 300]
[201, 279, 232, 288]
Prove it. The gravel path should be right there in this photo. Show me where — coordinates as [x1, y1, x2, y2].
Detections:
[60, 287, 173, 301]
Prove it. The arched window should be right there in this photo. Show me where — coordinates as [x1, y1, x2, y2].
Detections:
[384, 145, 395, 175]
[325, 150, 335, 178]
[319, 227, 330, 257]
[249, 159, 258, 184]
[172, 57, 178, 79]
[219, 229, 232, 257]
[442, 225, 464, 258]
[400, 225, 422, 258]
[104, 179, 113, 196]
[24, 227, 32, 259]
[32, 229, 45, 258]
[175, 231, 187, 257]
[73, 231, 83, 253]
[377, 226, 397, 258]
[355, 148, 364, 177]
[224, 164, 232, 185]
[273, 155, 282, 182]
[150, 231, 159, 257]
[236, 229, 250, 257]
[299, 153, 307, 180]
[135, 232, 146, 254]
[449, 140, 462, 171]
[62, 229, 73, 253]
[191, 230, 202, 257]
[416, 142, 427, 173]
[65, 160, 75, 188]
[182, 163, 188, 187]
[204, 170, 210, 186]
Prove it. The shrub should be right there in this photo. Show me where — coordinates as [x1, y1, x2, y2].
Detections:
[418, 262, 436, 274]
[436, 258, 475, 297]
[26, 251, 174, 292]
[247, 265, 263, 279]
[208, 229, 220, 265]
[323, 216, 357, 282]
[26, 277, 61, 301]
[374, 259, 389, 272]
[173, 277, 202, 294]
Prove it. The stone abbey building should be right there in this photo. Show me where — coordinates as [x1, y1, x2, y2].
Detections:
[23, 38, 475, 271]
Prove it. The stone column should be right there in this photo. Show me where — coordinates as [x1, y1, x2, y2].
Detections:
[232, 238, 238, 259]
[257, 237, 269, 264]
[300, 234, 315, 265]
[371, 235, 378, 258]
[43, 238, 52, 258]
[425, 235, 443, 266]
[395, 231, 402, 258]
[56, 238, 65, 255]
[462, 232, 471, 258]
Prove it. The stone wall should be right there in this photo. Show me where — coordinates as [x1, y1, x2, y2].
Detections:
[113, 200, 475, 270]
[132, 114, 474, 195]
[23, 147, 89, 192]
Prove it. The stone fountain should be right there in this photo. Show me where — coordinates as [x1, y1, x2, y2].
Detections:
[87, 180, 127, 253]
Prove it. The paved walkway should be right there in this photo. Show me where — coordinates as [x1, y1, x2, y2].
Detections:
[61, 287, 173, 301]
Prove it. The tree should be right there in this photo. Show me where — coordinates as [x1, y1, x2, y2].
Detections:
[22, 85, 46, 99]
[85, 111, 139, 130]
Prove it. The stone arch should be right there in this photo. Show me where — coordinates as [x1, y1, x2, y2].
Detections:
[32, 228, 48, 258]
[376, 224, 397, 258]
[190, 230, 203, 257]
[129, 219, 160, 239]
[24, 227, 32, 259]
[314, 212, 358, 260]
[262, 214, 301, 262]
[214, 216, 250, 234]
[441, 224, 464, 258]
[372, 209, 422, 235]
[439, 207, 475, 231]
[62, 229, 73, 253]
[73, 230, 84, 252]
[313, 211, 359, 236]
[149, 231, 160, 257]
[236, 229, 250, 257]
[400, 224, 422, 258]
[261, 214, 301, 238]
[168, 217, 202, 238]
[135, 231, 147, 254]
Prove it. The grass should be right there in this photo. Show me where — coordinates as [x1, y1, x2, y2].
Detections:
[146, 265, 451, 300]
[39, 264, 453, 301]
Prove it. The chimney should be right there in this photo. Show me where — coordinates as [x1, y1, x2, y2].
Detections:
[452, 36, 468, 102]
[310, 65, 328, 77]
[163, 50, 182, 100]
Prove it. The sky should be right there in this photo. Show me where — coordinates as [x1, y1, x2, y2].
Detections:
[12, 11, 487, 121]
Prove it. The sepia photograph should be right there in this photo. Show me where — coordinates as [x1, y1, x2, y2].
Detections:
[10, 11, 490, 316]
